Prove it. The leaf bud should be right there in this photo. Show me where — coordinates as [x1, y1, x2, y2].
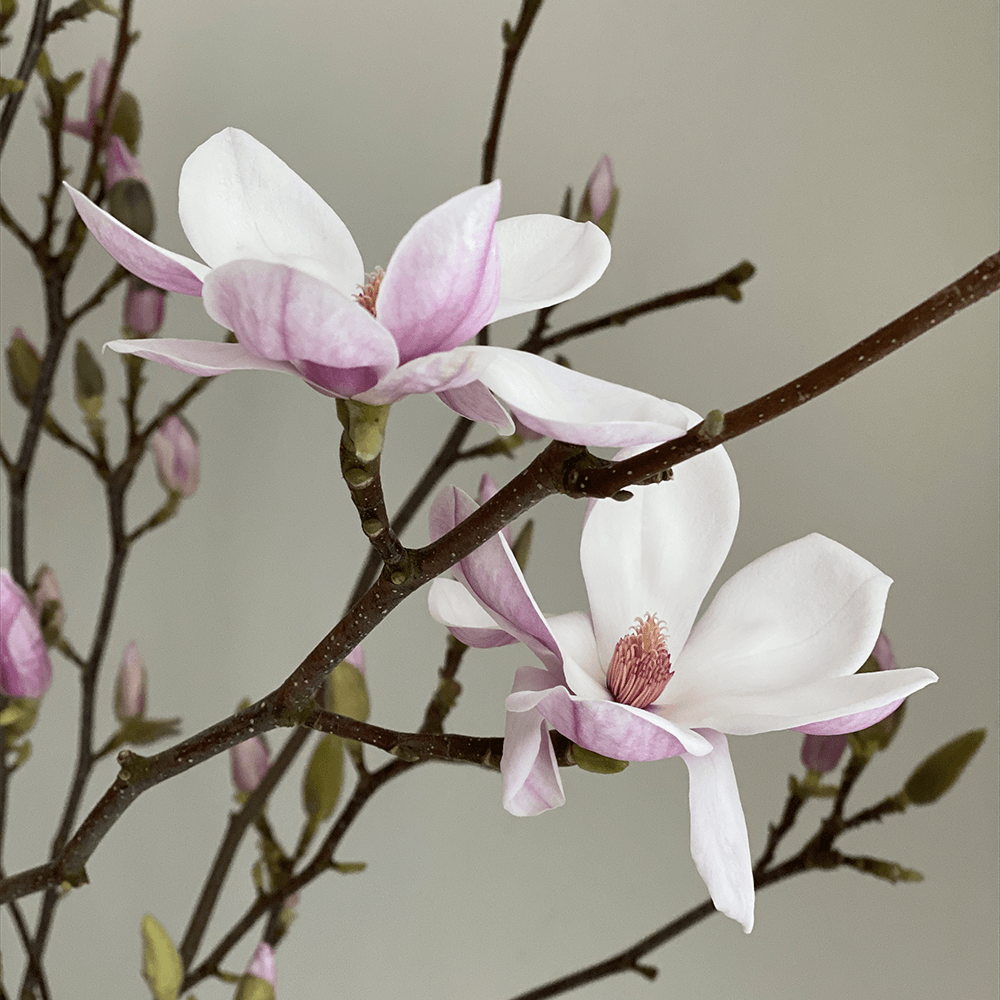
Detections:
[73, 338, 105, 419]
[106, 176, 155, 240]
[139, 913, 184, 1000]
[6, 327, 42, 408]
[901, 728, 986, 806]
[110, 88, 142, 154]
[569, 742, 629, 774]
[302, 733, 344, 826]
[323, 649, 370, 723]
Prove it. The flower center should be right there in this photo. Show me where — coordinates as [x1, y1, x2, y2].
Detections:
[605, 614, 672, 708]
[354, 267, 385, 317]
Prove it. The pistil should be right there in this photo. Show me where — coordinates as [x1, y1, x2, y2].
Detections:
[605, 614, 672, 708]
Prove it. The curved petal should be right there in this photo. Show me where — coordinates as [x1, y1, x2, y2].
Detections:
[202, 260, 399, 393]
[546, 613, 609, 700]
[472, 348, 693, 447]
[104, 338, 299, 378]
[353, 346, 484, 406]
[177, 128, 364, 292]
[665, 534, 891, 725]
[490, 216, 611, 322]
[508, 682, 710, 761]
[436, 381, 515, 434]
[378, 182, 502, 363]
[681, 730, 754, 933]
[699, 666, 937, 736]
[502, 668, 566, 816]
[65, 184, 208, 295]
[427, 578, 520, 649]
[428, 487, 561, 668]
[582, 443, 739, 666]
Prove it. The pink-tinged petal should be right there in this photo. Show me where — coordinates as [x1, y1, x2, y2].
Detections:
[546, 613, 608, 700]
[378, 182, 502, 363]
[490, 216, 611, 322]
[1, 569, 53, 698]
[202, 260, 399, 395]
[429, 487, 561, 668]
[105, 338, 300, 378]
[796, 699, 904, 736]
[436, 381, 515, 434]
[65, 185, 208, 294]
[353, 346, 484, 406]
[508, 681, 709, 761]
[666, 534, 892, 724]
[681, 730, 754, 933]
[502, 668, 566, 816]
[427, 578, 520, 649]
[472, 349, 692, 447]
[582, 441, 739, 666]
[177, 128, 363, 292]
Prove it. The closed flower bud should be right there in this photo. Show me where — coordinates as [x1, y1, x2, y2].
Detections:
[105, 135, 145, 189]
[114, 640, 146, 720]
[800, 731, 848, 774]
[1, 569, 52, 698]
[123, 278, 166, 336]
[234, 942, 276, 1000]
[6, 328, 42, 408]
[106, 176, 156, 241]
[577, 154, 619, 236]
[323, 648, 369, 722]
[73, 339, 105, 418]
[31, 564, 64, 642]
[230, 733, 270, 794]
[901, 728, 986, 806]
[152, 416, 200, 498]
[139, 913, 184, 1000]
[63, 58, 119, 142]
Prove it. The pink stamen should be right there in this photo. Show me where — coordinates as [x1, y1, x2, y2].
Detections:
[605, 614, 672, 708]
[355, 267, 384, 317]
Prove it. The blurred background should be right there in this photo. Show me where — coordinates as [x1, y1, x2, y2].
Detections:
[1, 1, 997, 997]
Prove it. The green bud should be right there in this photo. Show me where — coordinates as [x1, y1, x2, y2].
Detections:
[569, 743, 629, 774]
[332, 860, 367, 874]
[110, 89, 141, 151]
[233, 977, 275, 1000]
[107, 177, 155, 239]
[118, 716, 182, 746]
[140, 913, 184, 1000]
[73, 339, 104, 413]
[901, 728, 986, 805]
[511, 518, 534, 570]
[6, 330, 41, 407]
[324, 661, 370, 723]
[1, 697, 41, 745]
[851, 698, 907, 758]
[848, 856, 924, 883]
[337, 399, 390, 462]
[302, 733, 344, 826]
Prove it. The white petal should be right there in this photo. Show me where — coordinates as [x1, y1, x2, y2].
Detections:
[427, 578, 519, 649]
[104, 338, 299, 377]
[436, 381, 515, 434]
[490, 216, 610, 322]
[665, 534, 891, 728]
[581, 443, 739, 666]
[178, 128, 364, 293]
[546, 613, 609, 700]
[681, 730, 754, 932]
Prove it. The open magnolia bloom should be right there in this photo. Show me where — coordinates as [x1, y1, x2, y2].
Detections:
[428, 431, 938, 932]
[66, 128, 689, 446]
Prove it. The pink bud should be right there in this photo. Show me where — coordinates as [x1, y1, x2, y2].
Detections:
[123, 279, 166, 336]
[1, 569, 53, 698]
[586, 155, 615, 221]
[344, 643, 365, 676]
[152, 416, 200, 498]
[104, 135, 145, 188]
[64, 58, 119, 141]
[245, 941, 276, 986]
[114, 640, 146, 719]
[800, 731, 848, 773]
[31, 564, 64, 633]
[230, 735, 270, 794]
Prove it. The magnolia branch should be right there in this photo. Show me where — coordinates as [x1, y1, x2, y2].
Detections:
[1, 253, 996, 908]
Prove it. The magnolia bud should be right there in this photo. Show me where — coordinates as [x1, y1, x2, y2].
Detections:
[577, 155, 619, 236]
[1, 569, 52, 698]
[31, 564, 64, 643]
[140, 913, 184, 1000]
[6, 328, 42, 408]
[152, 416, 200, 498]
[570, 742, 629, 774]
[104, 135, 145, 188]
[114, 640, 146, 720]
[73, 339, 105, 416]
[800, 732, 847, 774]
[230, 733, 270, 795]
[123, 278, 166, 336]
[234, 942, 276, 1000]
[901, 728, 986, 806]
[106, 177, 155, 240]
[63, 58, 118, 142]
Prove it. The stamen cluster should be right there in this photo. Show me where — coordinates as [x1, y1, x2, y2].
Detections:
[354, 267, 385, 316]
[605, 614, 672, 708]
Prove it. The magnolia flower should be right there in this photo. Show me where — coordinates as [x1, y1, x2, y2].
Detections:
[428, 429, 937, 932]
[1, 569, 53, 698]
[65, 128, 689, 447]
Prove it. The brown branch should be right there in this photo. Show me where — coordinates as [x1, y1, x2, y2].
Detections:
[0, 0, 51, 156]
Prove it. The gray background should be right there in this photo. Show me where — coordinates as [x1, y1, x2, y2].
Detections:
[1, 1, 997, 997]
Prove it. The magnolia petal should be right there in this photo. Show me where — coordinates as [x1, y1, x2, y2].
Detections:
[546, 613, 609, 701]
[698, 667, 937, 736]
[429, 487, 561, 668]
[502, 668, 566, 816]
[202, 260, 399, 393]
[65, 185, 208, 295]
[353, 347, 483, 406]
[582, 442, 739, 667]
[104, 338, 299, 378]
[177, 128, 364, 292]
[490, 216, 611, 323]
[379, 182, 502, 364]
[665, 534, 891, 725]
[681, 730, 754, 933]
[436, 381, 515, 434]
[472, 348, 692, 447]
[427, 578, 519, 649]
[507, 681, 709, 761]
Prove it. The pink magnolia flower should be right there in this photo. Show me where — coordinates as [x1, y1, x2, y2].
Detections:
[151, 415, 199, 498]
[63, 58, 119, 142]
[1, 569, 53, 698]
[428, 427, 937, 932]
[65, 128, 689, 447]
[114, 640, 147, 720]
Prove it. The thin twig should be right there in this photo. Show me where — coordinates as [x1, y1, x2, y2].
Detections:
[0, 0, 52, 157]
